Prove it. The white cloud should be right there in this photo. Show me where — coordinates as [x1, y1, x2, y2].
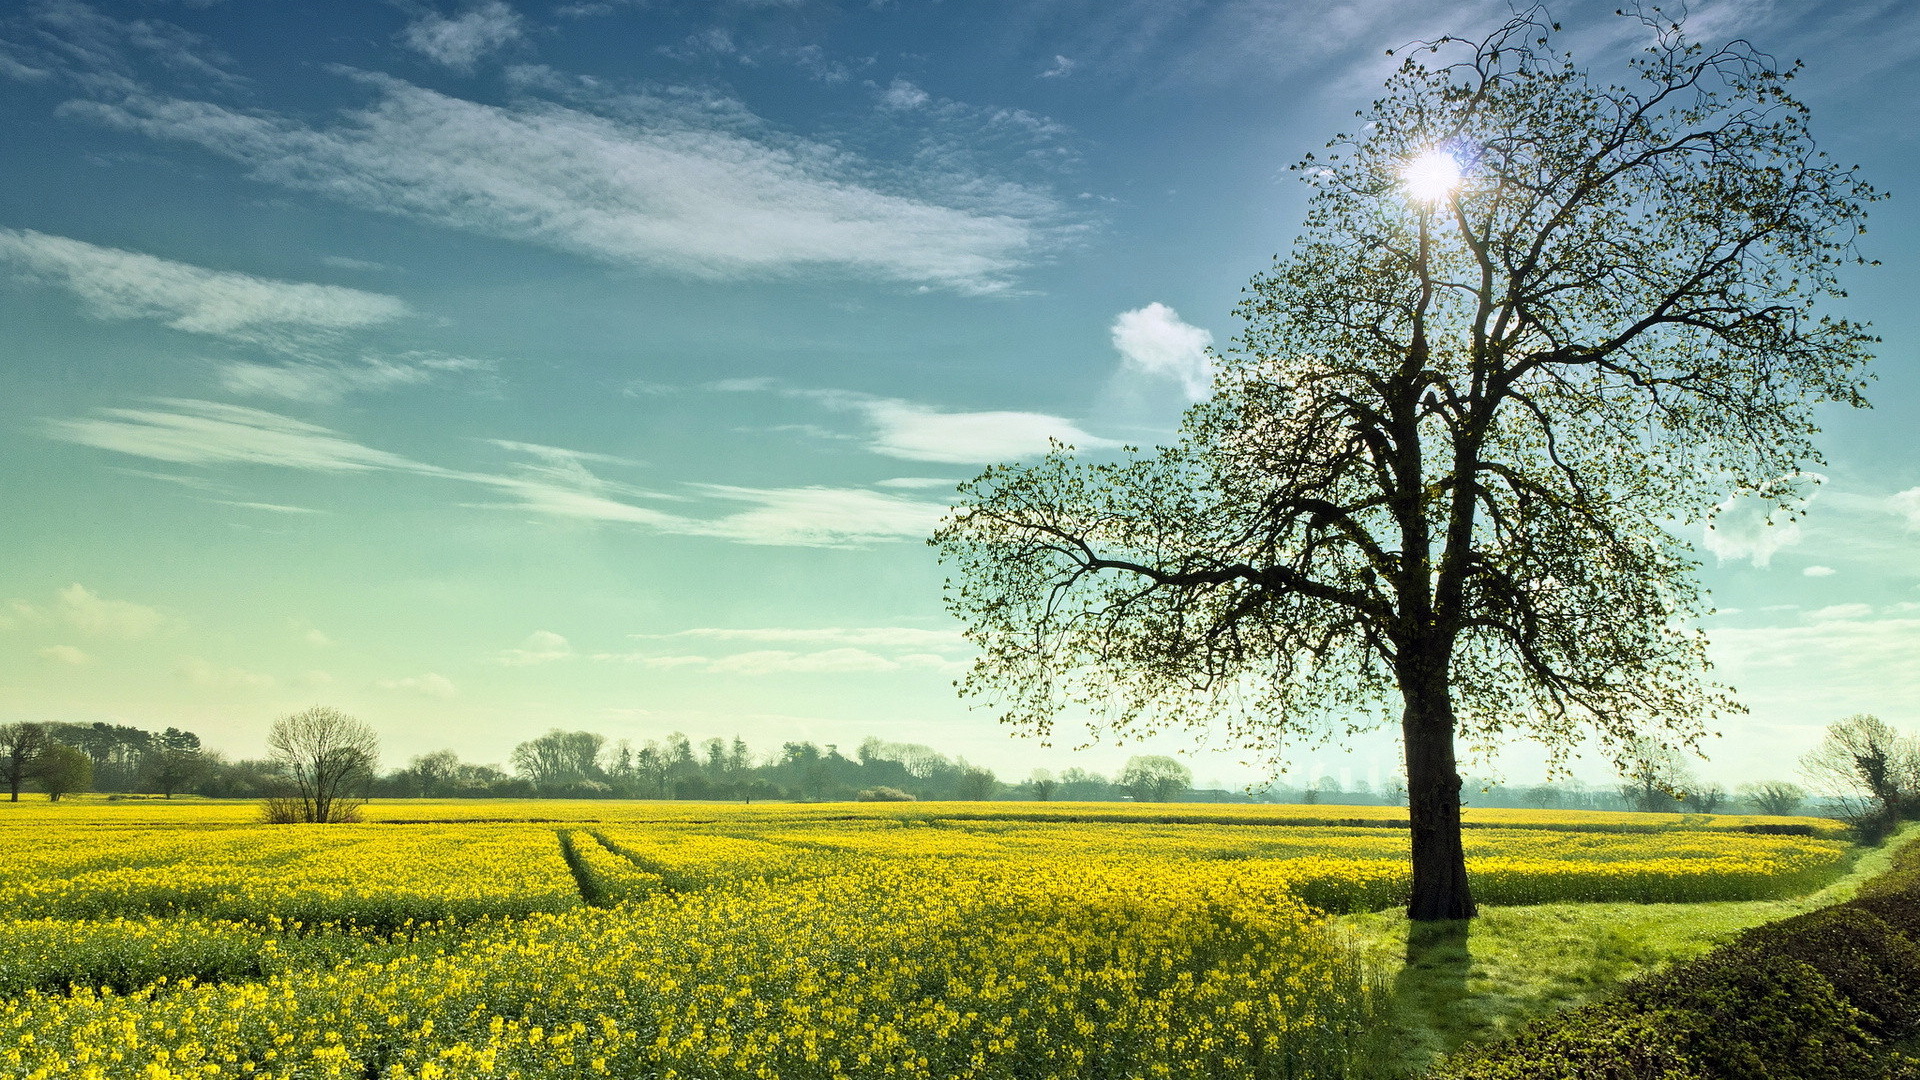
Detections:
[0, 228, 410, 348]
[691, 484, 951, 546]
[598, 647, 963, 675]
[400, 1, 524, 72]
[776, 388, 1114, 463]
[36, 644, 90, 665]
[47, 399, 435, 473]
[1040, 55, 1077, 78]
[1808, 603, 1874, 622]
[1702, 480, 1821, 568]
[50, 400, 951, 547]
[303, 628, 334, 647]
[177, 657, 276, 689]
[67, 74, 1055, 293]
[880, 77, 930, 110]
[1803, 565, 1837, 578]
[376, 672, 459, 697]
[638, 626, 967, 650]
[498, 629, 573, 665]
[1111, 302, 1214, 399]
[1890, 487, 1920, 527]
[1709, 615, 1920, 725]
[56, 584, 164, 638]
[219, 352, 488, 403]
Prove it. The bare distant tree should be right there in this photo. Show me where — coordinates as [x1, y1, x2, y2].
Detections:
[1618, 737, 1694, 813]
[1028, 768, 1058, 801]
[0, 723, 49, 802]
[1800, 714, 1918, 835]
[263, 706, 379, 824]
[1740, 780, 1807, 817]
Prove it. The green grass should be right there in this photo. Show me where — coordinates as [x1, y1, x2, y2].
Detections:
[1342, 823, 1917, 1077]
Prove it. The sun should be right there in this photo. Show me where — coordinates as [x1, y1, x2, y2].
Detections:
[1403, 148, 1463, 203]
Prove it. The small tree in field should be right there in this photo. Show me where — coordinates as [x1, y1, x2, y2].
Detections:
[937, 10, 1876, 919]
[1119, 755, 1193, 803]
[37, 742, 92, 802]
[264, 706, 379, 824]
[1, 723, 49, 802]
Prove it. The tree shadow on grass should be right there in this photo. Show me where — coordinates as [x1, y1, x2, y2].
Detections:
[1381, 919, 1477, 1073]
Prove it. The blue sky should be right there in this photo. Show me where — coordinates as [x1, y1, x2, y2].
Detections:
[2, 0, 1918, 791]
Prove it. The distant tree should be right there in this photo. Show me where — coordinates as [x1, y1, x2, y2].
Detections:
[0, 723, 49, 802]
[1119, 755, 1193, 803]
[1741, 780, 1807, 817]
[1618, 737, 1694, 813]
[510, 730, 606, 795]
[1028, 768, 1058, 801]
[1800, 714, 1918, 838]
[263, 706, 379, 824]
[36, 742, 92, 802]
[142, 728, 207, 798]
[935, 11, 1878, 920]
[954, 764, 998, 802]
[1680, 782, 1726, 815]
[398, 749, 462, 798]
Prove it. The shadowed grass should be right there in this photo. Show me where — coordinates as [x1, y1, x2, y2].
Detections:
[1342, 823, 1913, 1077]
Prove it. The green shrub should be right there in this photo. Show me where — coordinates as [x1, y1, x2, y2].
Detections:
[1730, 906, 1920, 1038]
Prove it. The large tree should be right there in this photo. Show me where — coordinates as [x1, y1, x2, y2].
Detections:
[936, 11, 1876, 920]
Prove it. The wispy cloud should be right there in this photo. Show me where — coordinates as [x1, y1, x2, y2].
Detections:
[598, 625, 970, 675]
[0, 228, 410, 347]
[399, 1, 524, 72]
[1111, 301, 1213, 399]
[36, 644, 90, 665]
[177, 656, 276, 689]
[1702, 479, 1821, 568]
[48, 399, 953, 547]
[376, 672, 459, 697]
[56, 583, 165, 638]
[62, 70, 1059, 293]
[728, 384, 1115, 463]
[218, 351, 489, 403]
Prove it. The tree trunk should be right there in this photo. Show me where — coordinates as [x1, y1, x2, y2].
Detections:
[1401, 651, 1477, 921]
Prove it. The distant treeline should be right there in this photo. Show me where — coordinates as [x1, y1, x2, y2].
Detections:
[0, 718, 1815, 814]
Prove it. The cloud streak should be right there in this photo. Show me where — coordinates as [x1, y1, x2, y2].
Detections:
[47, 399, 953, 547]
[63, 71, 1057, 293]
[0, 228, 410, 347]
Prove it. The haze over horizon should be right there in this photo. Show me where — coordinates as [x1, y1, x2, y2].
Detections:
[3, 0, 1918, 791]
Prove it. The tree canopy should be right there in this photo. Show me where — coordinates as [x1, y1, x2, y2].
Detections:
[936, 9, 1877, 919]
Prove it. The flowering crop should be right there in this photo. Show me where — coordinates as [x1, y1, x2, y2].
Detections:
[0, 802, 1853, 1079]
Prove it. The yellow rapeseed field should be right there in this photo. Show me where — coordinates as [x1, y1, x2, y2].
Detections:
[0, 800, 1850, 1079]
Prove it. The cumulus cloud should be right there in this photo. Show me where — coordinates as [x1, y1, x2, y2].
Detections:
[1111, 302, 1214, 398]
[56, 584, 165, 638]
[1807, 603, 1873, 622]
[376, 672, 459, 697]
[64, 73, 1055, 293]
[1040, 55, 1077, 78]
[36, 644, 91, 665]
[1803, 565, 1836, 578]
[0, 228, 408, 347]
[1702, 480, 1821, 567]
[400, 1, 524, 72]
[1890, 487, 1920, 527]
[880, 77, 930, 110]
[498, 629, 574, 665]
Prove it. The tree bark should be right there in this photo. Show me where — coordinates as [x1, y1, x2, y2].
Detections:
[1401, 648, 1477, 921]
